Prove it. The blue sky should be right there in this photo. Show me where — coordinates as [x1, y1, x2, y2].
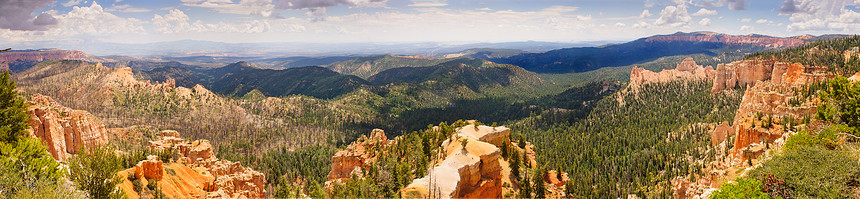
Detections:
[1, 0, 859, 44]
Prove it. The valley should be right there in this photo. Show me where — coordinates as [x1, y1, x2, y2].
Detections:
[1, 31, 859, 199]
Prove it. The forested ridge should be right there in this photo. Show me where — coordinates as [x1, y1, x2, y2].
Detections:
[511, 80, 742, 198]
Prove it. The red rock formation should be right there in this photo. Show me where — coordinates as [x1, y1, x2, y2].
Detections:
[628, 57, 715, 93]
[644, 32, 812, 49]
[134, 155, 165, 181]
[0, 49, 91, 71]
[401, 125, 506, 198]
[711, 122, 732, 146]
[125, 130, 267, 198]
[25, 94, 108, 161]
[326, 129, 391, 182]
[711, 59, 830, 93]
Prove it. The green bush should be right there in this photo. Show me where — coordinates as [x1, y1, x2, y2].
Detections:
[749, 145, 860, 198]
[147, 179, 157, 190]
[784, 125, 852, 151]
[68, 146, 126, 199]
[711, 178, 770, 199]
[132, 179, 143, 192]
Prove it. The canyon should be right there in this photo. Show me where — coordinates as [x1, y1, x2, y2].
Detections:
[628, 47, 858, 198]
[22, 92, 266, 199]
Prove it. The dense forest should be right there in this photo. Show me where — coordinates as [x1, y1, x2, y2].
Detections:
[511, 80, 743, 198]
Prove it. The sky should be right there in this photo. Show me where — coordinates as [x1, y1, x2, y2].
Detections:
[0, 0, 859, 44]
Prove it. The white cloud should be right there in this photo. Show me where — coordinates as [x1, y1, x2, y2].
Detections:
[56, 2, 145, 35]
[740, 25, 753, 31]
[409, 0, 447, 7]
[640, 9, 653, 18]
[691, 8, 717, 16]
[633, 21, 650, 28]
[780, 0, 860, 32]
[615, 22, 626, 27]
[740, 18, 751, 22]
[655, 5, 691, 27]
[152, 9, 271, 34]
[477, 7, 492, 11]
[182, 0, 278, 18]
[0, 1, 145, 42]
[699, 18, 712, 26]
[63, 0, 84, 7]
[755, 19, 773, 24]
[105, 4, 152, 13]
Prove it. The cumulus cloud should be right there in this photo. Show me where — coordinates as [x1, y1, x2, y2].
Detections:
[640, 9, 653, 18]
[32, 13, 58, 26]
[691, 8, 717, 16]
[740, 25, 752, 31]
[699, 18, 711, 26]
[55, 2, 145, 35]
[655, 5, 691, 26]
[152, 9, 271, 33]
[0, 0, 56, 31]
[62, 0, 84, 7]
[409, 0, 446, 7]
[182, 0, 279, 18]
[780, 0, 860, 32]
[755, 19, 773, 24]
[740, 18, 751, 22]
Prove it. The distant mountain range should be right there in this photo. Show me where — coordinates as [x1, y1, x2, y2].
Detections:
[490, 31, 848, 73]
[5, 40, 599, 57]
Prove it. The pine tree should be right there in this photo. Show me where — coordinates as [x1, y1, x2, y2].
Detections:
[534, 167, 546, 198]
[0, 71, 30, 144]
[520, 173, 532, 199]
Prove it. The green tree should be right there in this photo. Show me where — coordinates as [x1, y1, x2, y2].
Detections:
[534, 168, 546, 198]
[68, 146, 126, 199]
[711, 178, 770, 199]
[0, 71, 30, 144]
[0, 70, 74, 198]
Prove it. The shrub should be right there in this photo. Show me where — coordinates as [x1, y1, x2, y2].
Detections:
[749, 145, 860, 198]
[68, 146, 126, 199]
[711, 178, 770, 199]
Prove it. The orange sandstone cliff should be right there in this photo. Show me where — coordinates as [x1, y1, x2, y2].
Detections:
[25, 94, 109, 161]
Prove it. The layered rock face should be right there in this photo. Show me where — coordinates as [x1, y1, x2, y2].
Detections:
[630, 58, 715, 85]
[711, 59, 830, 93]
[0, 49, 91, 71]
[644, 32, 811, 49]
[401, 124, 509, 198]
[120, 130, 266, 199]
[326, 129, 391, 182]
[629, 58, 715, 92]
[25, 94, 108, 161]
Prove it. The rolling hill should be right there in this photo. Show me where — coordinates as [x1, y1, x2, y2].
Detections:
[492, 31, 838, 73]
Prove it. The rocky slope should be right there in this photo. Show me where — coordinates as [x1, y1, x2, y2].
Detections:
[118, 130, 266, 199]
[325, 122, 568, 198]
[649, 48, 860, 198]
[24, 94, 109, 161]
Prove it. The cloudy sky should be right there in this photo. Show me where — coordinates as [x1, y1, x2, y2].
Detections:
[0, 0, 859, 44]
